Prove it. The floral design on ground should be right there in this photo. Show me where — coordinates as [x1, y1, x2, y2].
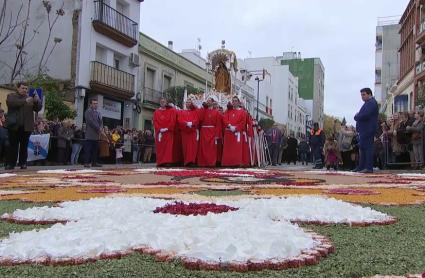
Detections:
[368, 180, 411, 185]
[324, 188, 381, 195]
[154, 169, 282, 181]
[0, 196, 395, 271]
[77, 187, 127, 194]
[153, 201, 238, 216]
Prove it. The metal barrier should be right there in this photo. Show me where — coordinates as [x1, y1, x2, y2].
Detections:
[382, 128, 424, 167]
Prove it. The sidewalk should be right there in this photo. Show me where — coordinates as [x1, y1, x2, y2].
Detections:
[1, 162, 424, 174]
[0, 163, 158, 173]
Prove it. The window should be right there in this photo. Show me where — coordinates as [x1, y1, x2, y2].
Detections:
[184, 81, 194, 88]
[114, 58, 120, 70]
[95, 46, 106, 63]
[163, 75, 172, 91]
[376, 35, 382, 50]
[375, 69, 381, 84]
[116, 0, 127, 15]
[146, 68, 155, 89]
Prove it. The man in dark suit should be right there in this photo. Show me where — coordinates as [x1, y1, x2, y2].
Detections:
[5, 82, 42, 170]
[84, 98, 103, 168]
[266, 125, 282, 166]
[354, 88, 379, 173]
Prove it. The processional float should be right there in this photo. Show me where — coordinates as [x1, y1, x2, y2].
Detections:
[184, 44, 271, 167]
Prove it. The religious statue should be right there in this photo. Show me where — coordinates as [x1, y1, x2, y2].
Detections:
[214, 62, 231, 94]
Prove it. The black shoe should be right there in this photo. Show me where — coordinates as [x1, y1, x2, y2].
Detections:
[84, 164, 91, 168]
[5, 165, 14, 171]
[20, 164, 27, 170]
[91, 163, 102, 167]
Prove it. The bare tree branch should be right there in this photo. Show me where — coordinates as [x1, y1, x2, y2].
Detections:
[38, 1, 65, 74]
[10, 0, 31, 83]
[0, 1, 24, 47]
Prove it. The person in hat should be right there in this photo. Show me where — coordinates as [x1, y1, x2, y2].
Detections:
[354, 88, 379, 173]
[198, 96, 222, 167]
[153, 97, 177, 166]
[177, 97, 200, 166]
[221, 96, 247, 167]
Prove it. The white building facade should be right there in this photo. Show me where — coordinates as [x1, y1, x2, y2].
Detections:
[0, 0, 143, 128]
[242, 57, 308, 139]
[375, 18, 400, 108]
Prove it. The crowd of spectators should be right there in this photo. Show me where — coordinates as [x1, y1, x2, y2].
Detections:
[0, 117, 156, 166]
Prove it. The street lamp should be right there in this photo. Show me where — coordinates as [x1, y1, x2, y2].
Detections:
[255, 76, 263, 121]
[205, 61, 211, 94]
[305, 114, 311, 141]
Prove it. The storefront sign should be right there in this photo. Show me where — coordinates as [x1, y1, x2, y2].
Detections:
[103, 99, 122, 120]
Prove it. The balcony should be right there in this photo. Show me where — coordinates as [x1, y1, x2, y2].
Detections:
[142, 87, 163, 108]
[90, 61, 135, 99]
[93, 1, 138, 47]
[416, 21, 425, 45]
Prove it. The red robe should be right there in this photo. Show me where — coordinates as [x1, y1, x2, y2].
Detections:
[177, 108, 200, 166]
[173, 125, 183, 165]
[221, 108, 247, 167]
[153, 107, 177, 166]
[197, 108, 222, 167]
[216, 111, 224, 165]
[242, 113, 254, 166]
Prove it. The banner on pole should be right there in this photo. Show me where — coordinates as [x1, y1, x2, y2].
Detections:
[27, 134, 50, 162]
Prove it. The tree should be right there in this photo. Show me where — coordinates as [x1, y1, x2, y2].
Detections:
[30, 74, 76, 121]
[258, 118, 274, 130]
[44, 91, 76, 121]
[0, 0, 65, 83]
[163, 86, 204, 108]
[37, 0, 65, 74]
[0, 0, 24, 47]
[323, 114, 341, 138]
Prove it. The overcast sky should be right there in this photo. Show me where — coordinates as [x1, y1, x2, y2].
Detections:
[140, 0, 407, 124]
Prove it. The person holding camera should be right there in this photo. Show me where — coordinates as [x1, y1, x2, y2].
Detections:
[5, 82, 42, 170]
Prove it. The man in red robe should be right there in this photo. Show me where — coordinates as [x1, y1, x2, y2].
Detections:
[177, 98, 200, 166]
[215, 103, 224, 166]
[221, 96, 247, 167]
[240, 107, 254, 167]
[153, 98, 177, 166]
[198, 97, 222, 167]
[242, 111, 255, 167]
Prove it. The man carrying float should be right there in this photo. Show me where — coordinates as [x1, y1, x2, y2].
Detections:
[153, 97, 177, 166]
[197, 96, 222, 167]
[221, 96, 247, 167]
[177, 96, 200, 166]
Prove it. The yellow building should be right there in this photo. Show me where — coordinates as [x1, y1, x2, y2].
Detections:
[0, 86, 14, 113]
[138, 33, 212, 131]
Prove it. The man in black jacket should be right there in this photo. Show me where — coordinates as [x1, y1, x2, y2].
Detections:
[5, 82, 42, 170]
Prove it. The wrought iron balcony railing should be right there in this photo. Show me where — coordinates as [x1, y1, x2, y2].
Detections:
[90, 61, 135, 99]
[93, 1, 138, 47]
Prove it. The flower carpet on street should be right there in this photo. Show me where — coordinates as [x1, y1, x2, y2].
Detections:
[0, 167, 424, 276]
[0, 168, 424, 205]
[0, 196, 393, 271]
